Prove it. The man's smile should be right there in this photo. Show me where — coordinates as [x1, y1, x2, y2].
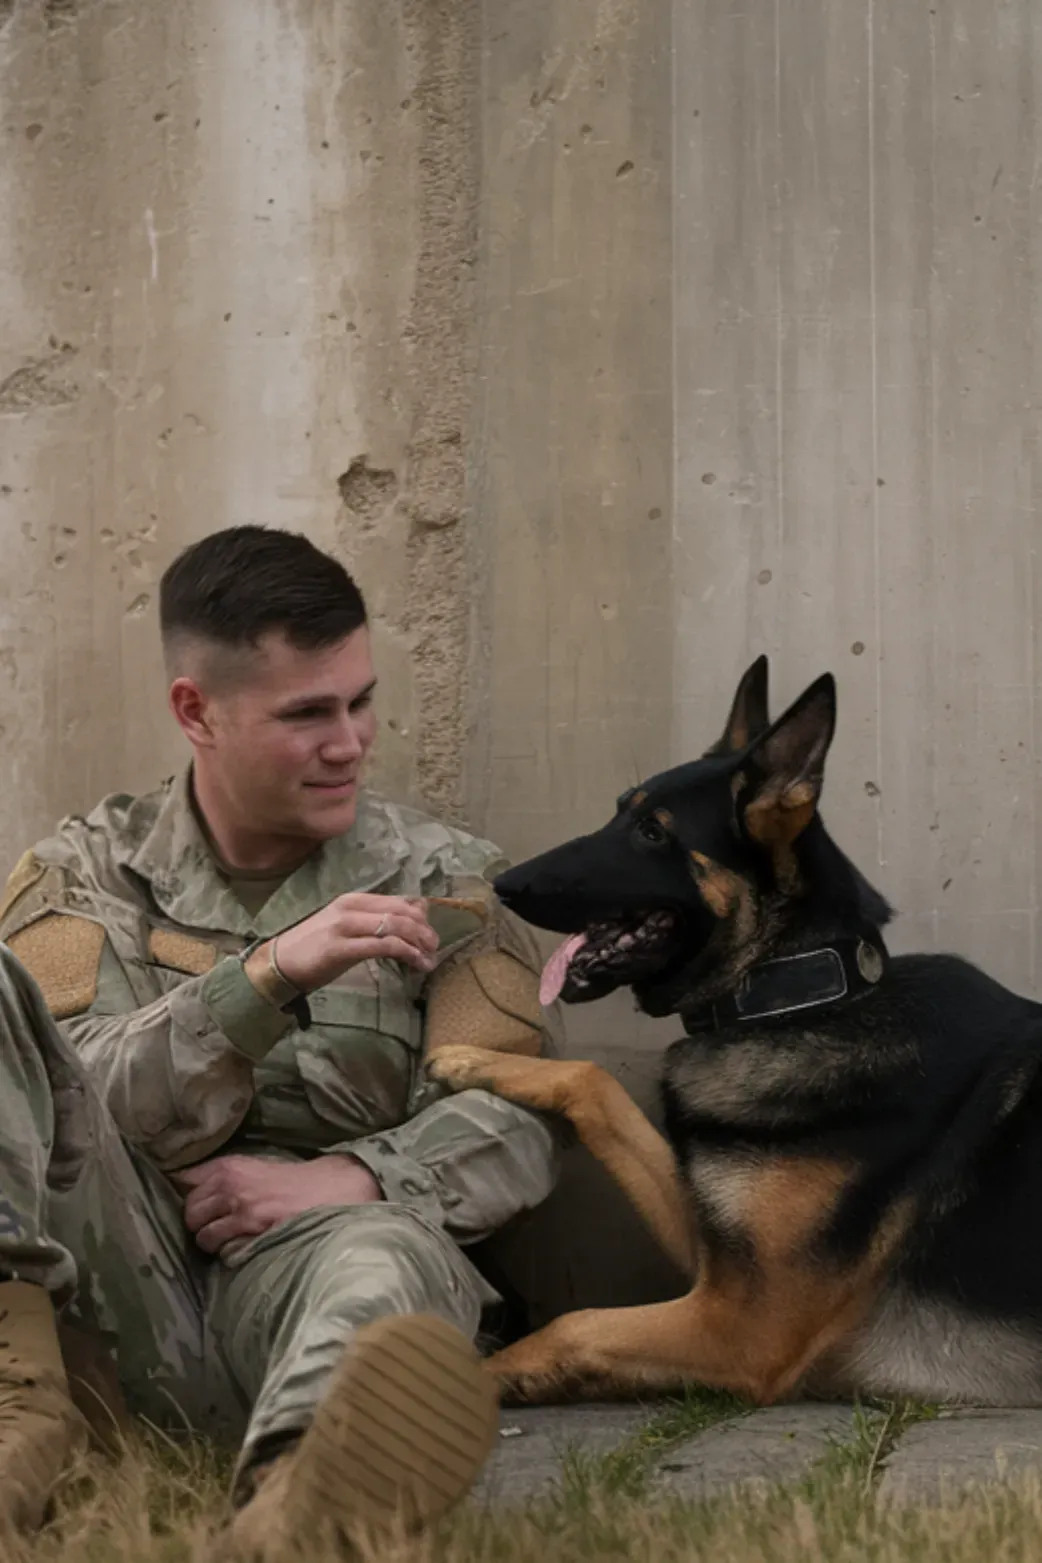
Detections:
[304, 777, 357, 795]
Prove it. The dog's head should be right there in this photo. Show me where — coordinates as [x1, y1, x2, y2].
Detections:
[495, 659, 889, 1018]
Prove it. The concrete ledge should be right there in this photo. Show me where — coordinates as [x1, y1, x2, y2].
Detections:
[475, 1406, 658, 1502]
[652, 1404, 859, 1501]
[878, 1409, 1042, 1507]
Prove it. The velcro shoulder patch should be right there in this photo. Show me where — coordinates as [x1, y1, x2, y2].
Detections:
[7, 913, 106, 1020]
[148, 929, 218, 976]
[425, 949, 544, 1057]
[0, 850, 48, 925]
[470, 951, 543, 1028]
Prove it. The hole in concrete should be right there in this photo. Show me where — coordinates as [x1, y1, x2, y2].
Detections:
[338, 456, 398, 521]
[43, 0, 77, 27]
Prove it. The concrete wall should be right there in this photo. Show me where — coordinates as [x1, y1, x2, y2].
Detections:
[467, 0, 684, 1314]
[476, 0, 1042, 997]
[2, 0, 1041, 1317]
[672, 0, 1042, 995]
[0, 0, 478, 847]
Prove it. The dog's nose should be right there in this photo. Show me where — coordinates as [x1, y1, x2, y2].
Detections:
[492, 867, 524, 903]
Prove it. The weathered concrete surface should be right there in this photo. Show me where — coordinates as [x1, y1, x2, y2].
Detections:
[478, 1404, 1042, 1511]
[462, 0, 680, 1322]
[469, 0, 674, 866]
[653, 1405, 858, 1502]
[476, 1405, 657, 1503]
[0, 0, 478, 850]
[673, 0, 1042, 992]
[878, 1410, 1042, 1508]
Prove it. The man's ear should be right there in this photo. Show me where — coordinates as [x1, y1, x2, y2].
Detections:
[739, 673, 836, 847]
[169, 678, 217, 748]
[706, 655, 770, 757]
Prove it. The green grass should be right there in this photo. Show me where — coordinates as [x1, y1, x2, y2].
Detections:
[796, 1399, 938, 1495]
[14, 1396, 1042, 1563]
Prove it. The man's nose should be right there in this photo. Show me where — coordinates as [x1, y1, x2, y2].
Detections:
[321, 711, 365, 762]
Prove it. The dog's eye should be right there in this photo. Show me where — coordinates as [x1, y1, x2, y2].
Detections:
[635, 817, 669, 848]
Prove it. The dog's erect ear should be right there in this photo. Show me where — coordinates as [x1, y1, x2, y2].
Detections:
[740, 674, 836, 848]
[706, 655, 770, 757]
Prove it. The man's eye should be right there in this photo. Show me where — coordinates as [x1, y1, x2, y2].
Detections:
[283, 707, 326, 722]
[349, 694, 373, 714]
[635, 817, 669, 847]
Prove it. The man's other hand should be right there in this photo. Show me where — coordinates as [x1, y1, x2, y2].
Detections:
[174, 1153, 383, 1255]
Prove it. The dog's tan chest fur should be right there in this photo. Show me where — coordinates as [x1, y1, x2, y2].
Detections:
[686, 1147, 851, 1265]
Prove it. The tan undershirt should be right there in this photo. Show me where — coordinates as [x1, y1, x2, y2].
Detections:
[221, 866, 292, 920]
[188, 782, 297, 920]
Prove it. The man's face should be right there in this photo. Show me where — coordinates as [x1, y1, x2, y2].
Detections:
[181, 627, 378, 845]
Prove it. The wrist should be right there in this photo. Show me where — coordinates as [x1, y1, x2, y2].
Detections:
[327, 1154, 384, 1202]
[241, 939, 313, 1030]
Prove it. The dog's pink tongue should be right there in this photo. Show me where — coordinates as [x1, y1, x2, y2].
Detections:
[540, 934, 587, 1006]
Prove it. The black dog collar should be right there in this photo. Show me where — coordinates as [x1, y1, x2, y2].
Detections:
[680, 935, 887, 1035]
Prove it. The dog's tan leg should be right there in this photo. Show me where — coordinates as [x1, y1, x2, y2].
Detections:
[484, 1265, 878, 1407]
[428, 1046, 694, 1277]
[480, 1151, 907, 1406]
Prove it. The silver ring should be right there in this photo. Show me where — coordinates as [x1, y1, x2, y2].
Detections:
[374, 915, 390, 938]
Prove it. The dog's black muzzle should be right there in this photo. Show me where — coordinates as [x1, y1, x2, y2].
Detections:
[494, 836, 656, 935]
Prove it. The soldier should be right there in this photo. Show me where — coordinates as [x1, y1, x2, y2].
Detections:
[0, 526, 561, 1553]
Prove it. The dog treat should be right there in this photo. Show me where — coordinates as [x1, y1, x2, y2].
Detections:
[426, 895, 490, 921]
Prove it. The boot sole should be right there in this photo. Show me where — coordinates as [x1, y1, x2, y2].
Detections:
[285, 1312, 499, 1543]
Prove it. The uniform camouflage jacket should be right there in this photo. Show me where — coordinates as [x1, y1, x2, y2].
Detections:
[0, 770, 562, 1246]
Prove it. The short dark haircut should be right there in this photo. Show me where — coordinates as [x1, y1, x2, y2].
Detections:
[160, 526, 367, 667]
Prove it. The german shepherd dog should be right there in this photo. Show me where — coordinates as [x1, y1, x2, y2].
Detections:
[429, 660, 1042, 1407]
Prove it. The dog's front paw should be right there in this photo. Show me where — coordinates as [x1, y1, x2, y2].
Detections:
[496, 1375, 568, 1407]
[485, 1340, 596, 1406]
[426, 1044, 496, 1092]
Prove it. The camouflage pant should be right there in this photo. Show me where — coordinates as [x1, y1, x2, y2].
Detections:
[0, 947, 492, 1480]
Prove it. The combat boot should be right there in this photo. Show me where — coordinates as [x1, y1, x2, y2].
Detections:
[228, 1312, 498, 1558]
[0, 1280, 90, 1533]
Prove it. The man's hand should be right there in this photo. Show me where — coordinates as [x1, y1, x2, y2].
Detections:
[174, 1153, 383, 1255]
[268, 893, 439, 993]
